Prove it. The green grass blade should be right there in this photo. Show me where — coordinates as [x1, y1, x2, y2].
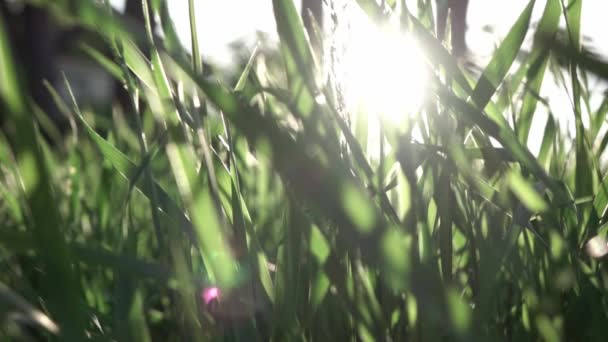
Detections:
[563, 0, 593, 198]
[517, 0, 561, 143]
[0, 281, 60, 335]
[0, 14, 87, 340]
[79, 42, 123, 81]
[273, 0, 317, 93]
[432, 78, 562, 199]
[471, 0, 535, 127]
[188, 0, 202, 74]
[67, 94, 197, 242]
[537, 114, 557, 167]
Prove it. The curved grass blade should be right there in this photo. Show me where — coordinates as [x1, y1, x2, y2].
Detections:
[80, 42, 123, 81]
[141, 0, 236, 291]
[471, 0, 536, 128]
[517, 0, 561, 144]
[65, 87, 197, 242]
[431, 76, 566, 202]
[196, 71, 404, 279]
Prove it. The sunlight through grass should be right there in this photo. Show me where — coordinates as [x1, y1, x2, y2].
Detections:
[3, 0, 608, 340]
[340, 10, 427, 124]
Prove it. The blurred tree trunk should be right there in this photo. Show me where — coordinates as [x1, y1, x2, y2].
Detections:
[125, 0, 147, 22]
[21, 6, 59, 122]
[0, 3, 63, 131]
[436, 0, 469, 58]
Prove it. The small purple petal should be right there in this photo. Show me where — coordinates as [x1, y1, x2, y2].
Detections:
[202, 287, 220, 305]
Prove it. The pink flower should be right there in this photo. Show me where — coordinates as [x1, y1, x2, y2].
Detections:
[201, 287, 221, 306]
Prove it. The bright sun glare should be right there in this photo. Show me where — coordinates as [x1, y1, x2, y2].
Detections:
[340, 10, 427, 124]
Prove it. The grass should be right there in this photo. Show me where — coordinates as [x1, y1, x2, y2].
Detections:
[1, 0, 608, 340]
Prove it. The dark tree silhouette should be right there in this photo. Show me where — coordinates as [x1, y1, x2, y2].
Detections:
[0, 3, 63, 131]
[437, 0, 469, 58]
[0, 0, 153, 135]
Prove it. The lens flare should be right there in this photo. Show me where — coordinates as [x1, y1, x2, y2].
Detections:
[202, 286, 221, 306]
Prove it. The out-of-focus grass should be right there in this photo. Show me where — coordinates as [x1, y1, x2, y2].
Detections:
[1, 0, 608, 340]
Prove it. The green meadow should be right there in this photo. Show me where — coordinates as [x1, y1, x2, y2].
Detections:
[1, 0, 608, 340]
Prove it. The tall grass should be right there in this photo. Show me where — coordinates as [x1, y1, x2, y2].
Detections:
[1, 0, 608, 340]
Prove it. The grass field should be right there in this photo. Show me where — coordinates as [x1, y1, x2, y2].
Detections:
[2, 0, 608, 340]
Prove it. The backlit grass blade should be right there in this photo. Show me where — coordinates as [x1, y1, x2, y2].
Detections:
[189, 70, 464, 333]
[592, 97, 608, 142]
[3, 0, 608, 339]
[143, 0, 236, 291]
[508, 171, 549, 213]
[112, 36, 167, 251]
[537, 114, 557, 167]
[115, 37, 157, 92]
[273, 0, 317, 93]
[79, 42, 123, 81]
[227, 48, 276, 303]
[66, 92, 197, 242]
[563, 0, 593, 198]
[188, 0, 202, 74]
[193, 70, 408, 283]
[471, 0, 535, 127]
[517, 0, 561, 144]
[432, 77, 562, 200]
[262, 81, 402, 225]
[139, 3, 212, 339]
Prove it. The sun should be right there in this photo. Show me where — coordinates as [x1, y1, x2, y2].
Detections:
[339, 9, 428, 125]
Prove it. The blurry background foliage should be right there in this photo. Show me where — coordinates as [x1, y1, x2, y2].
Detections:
[1, 0, 608, 341]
